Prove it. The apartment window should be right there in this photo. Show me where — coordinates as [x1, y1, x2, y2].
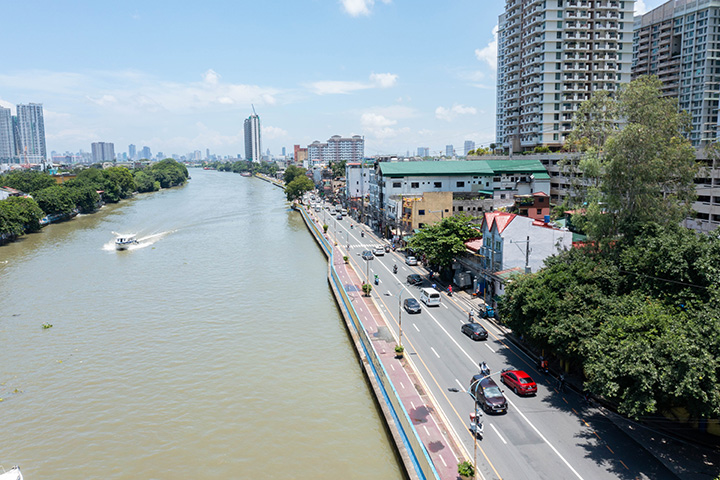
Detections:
[555, 103, 560, 111]
[458, 206, 464, 212]
[418, 209, 425, 215]
[537, 208, 543, 215]
[457, 181, 465, 187]
[558, 21, 563, 28]
[556, 52, 562, 59]
[393, 182, 401, 188]
[411, 182, 419, 188]
[434, 182, 442, 188]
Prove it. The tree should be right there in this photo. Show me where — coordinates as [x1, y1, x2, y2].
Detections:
[0, 170, 55, 194]
[0, 196, 44, 237]
[284, 175, 314, 201]
[408, 215, 478, 269]
[33, 185, 76, 215]
[330, 160, 346, 179]
[567, 76, 697, 241]
[69, 185, 100, 213]
[283, 165, 306, 184]
[133, 170, 159, 193]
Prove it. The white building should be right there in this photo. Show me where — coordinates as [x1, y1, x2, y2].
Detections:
[496, 0, 634, 151]
[308, 135, 364, 164]
[0, 107, 14, 161]
[16, 103, 46, 163]
[244, 113, 262, 163]
[463, 140, 475, 156]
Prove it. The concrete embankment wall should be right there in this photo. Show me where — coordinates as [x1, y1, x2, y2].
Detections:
[294, 203, 439, 480]
[253, 173, 285, 188]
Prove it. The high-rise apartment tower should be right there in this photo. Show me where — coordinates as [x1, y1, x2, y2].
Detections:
[633, 0, 720, 146]
[0, 107, 14, 161]
[496, 0, 634, 152]
[244, 113, 261, 162]
[16, 103, 47, 163]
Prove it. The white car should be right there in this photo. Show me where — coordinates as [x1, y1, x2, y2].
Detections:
[373, 247, 385, 256]
[405, 256, 418, 266]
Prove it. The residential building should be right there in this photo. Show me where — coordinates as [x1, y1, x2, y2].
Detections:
[463, 140, 475, 156]
[417, 147, 430, 157]
[16, 103, 47, 163]
[632, 0, 720, 147]
[140, 146, 152, 160]
[369, 159, 551, 237]
[128, 144, 136, 161]
[244, 113, 262, 162]
[496, 0, 634, 152]
[513, 192, 551, 221]
[91, 142, 115, 162]
[0, 107, 14, 161]
[345, 160, 374, 221]
[296, 147, 308, 167]
[307, 135, 364, 164]
[446, 145, 454, 157]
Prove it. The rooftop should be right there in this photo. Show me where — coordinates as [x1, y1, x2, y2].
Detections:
[378, 159, 548, 178]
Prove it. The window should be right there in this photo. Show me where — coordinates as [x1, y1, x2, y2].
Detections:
[393, 182, 401, 188]
[537, 208, 543, 215]
[434, 182, 442, 188]
[457, 181, 465, 187]
[458, 206, 464, 212]
[418, 209, 425, 215]
[411, 182, 419, 188]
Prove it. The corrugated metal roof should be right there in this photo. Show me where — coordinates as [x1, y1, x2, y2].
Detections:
[378, 159, 548, 178]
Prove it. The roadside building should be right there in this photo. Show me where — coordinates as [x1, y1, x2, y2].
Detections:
[513, 192, 551, 221]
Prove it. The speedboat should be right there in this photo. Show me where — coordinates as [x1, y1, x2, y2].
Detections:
[0, 466, 23, 480]
[115, 234, 139, 251]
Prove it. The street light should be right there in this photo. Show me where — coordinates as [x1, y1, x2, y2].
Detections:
[449, 379, 483, 478]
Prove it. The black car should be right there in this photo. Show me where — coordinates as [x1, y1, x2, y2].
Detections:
[461, 323, 488, 341]
[361, 250, 374, 260]
[469, 375, 508, 414]
[407, 274, 422, 285]
[403, 298, 422, 314]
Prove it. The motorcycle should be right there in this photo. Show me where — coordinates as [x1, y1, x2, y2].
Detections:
[447, 287, 453, 297]
[374, 275, 379, 285]
[479, 362, 491, 377]
[469, 412, 483, 438]
[538, 357, 549, 374]
[361, 231, 364, 237]
[350, 224, 353, 229]
[384, 245, 390, 253]
[393, 265, 398, 274]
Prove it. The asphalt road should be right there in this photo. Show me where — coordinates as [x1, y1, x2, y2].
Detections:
[316, 204, 678, 480]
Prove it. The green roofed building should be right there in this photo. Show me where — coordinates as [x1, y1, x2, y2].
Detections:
[366, 158, 551, 237]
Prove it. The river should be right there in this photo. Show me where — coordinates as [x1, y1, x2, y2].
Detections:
[0, 169, 403, 479]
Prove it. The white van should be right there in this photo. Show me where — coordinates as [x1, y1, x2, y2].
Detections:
[419, 288, 441, 306]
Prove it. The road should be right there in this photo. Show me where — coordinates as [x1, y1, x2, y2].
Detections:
[315, 203, 677, 480]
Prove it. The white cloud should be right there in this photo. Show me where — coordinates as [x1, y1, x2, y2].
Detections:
[202, 69, 220, 85]
[475, 25, 498, 70]
[340, 0, 391, 17]
[307, 72, 398, 95]
[361, 113, 396, 128]
[635, 0, 648, 15]
[360, 112, 408, 139]
[263, 125, 288, 139]
[435, 104, 477, 122]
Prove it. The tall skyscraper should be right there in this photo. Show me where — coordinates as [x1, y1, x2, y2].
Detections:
[633, 0, 719, 146]
[128, 144, 136, 160]
[244, 112, 261, 163]
[91, 142, 115, 162]
[446, 145, 454, 157]
[16, 103, 47, 163]
[463, 140, 475, 156]
[140, 146, 152, 160]
[496, 0, 634, 152]
[0, 107, 15, 161]
[417, 147, 430, 157]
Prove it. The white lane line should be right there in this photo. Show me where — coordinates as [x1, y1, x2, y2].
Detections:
[455, 378, 465, 390]
[485, 343, 496, 353]
[423, 425, 430, 436]
[400, 381, 405, 390]
[490, 423, 507, 444]
[431, 347, 440, 358]
[390, 364, 395, 371]
[439, 455, 447, 467]
[411, 401, 416, 410]
[441, 303, 448, 309]
[413, 323, 420, 332]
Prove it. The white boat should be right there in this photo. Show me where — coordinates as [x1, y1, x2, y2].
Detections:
[0, 466, 23, 480]
[115, 234, 139, 251]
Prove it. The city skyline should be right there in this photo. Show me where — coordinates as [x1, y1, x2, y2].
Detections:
[0, 1, 662, 158]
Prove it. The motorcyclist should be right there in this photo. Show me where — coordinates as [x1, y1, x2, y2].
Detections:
[393, 264, 398, 274]
[350, 224, 353, 229]
[480, 361, 490, 377]
[361, 231, 364, 237]
[447, 285, 453, 296]
[539, 356, 549, 373]
[468, 310, 475, 323]
[374, 274, 379, 285]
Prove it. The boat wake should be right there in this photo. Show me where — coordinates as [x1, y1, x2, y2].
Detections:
[105, 230, 175, 251]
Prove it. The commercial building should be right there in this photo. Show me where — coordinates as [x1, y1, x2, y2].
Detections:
[446, 145, 454, 157]
[632, 0, 720, 147]
[417, 147, 430, 157]
[307, 135, 364, 164]
[128, 144, 136, 161]
[15, 103, 47, 163]
[496, 0, 634, 151]
[244, 113, 262, 162]
[91, 142, 115, 162]
[140, 146, 152, 160]
[463, 140, 475, 156]
[0, 107, 14, 161]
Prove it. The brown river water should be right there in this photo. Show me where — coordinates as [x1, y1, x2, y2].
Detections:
[0, 169, 403, 479]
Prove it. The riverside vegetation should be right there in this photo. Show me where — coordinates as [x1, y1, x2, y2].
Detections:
[0, 159, 188, 243]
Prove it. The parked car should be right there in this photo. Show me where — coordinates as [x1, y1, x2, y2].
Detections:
[407, 274, 422, 285]
[405, 256, 418, 266]
[461, 323, 488, 341]
[361, 250, 374, 260]
[500, 369, 537, 396]
[373, 247, 385, 256]
[403, 298, 422, 314]
[469, 375, 508, 414]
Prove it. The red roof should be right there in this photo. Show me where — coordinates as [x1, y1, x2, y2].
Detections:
[464, 237, 483, 252]
[484, 211, 516, 233]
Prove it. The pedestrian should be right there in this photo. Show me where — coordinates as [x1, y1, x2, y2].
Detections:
[558, 374, 566, 392]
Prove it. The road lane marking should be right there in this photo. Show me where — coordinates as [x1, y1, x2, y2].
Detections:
[411, 401, 416, 410]
[423, 425, 430, 436]
[619, 460, 629, 470]
[455, 378, 464, 390]
[490, 423, 507, 444]
[413, 323, 420, 332]
[441, 303, 448, 309]
[400, 381, 405, 389]
[431, 347, 440, 358]
[485, 344, 496, 353]
[606, 446, 614, 454]
[390, 364, 395, 371]
[439, 454, 447, 467]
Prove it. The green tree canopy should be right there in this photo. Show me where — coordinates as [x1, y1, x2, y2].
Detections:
[330, 160, 346, 179]
[0, 196, 44, 237]
[33, 185, 76, 215]
[0, 170, 56, 194]
[408, 214, 478, 269]
[283, 165, 307, 184]
[285, 175, 314, 201]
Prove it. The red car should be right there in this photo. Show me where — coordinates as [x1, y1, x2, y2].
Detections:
[500, 369, 537, 396]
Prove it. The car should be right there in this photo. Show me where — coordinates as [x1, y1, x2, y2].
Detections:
[361, 250, 374, 260]
[500, 369, 537, 396]
[403, 298, 422, 314]
[461, 323, 488, 341]
[469, 375, 508, 414]
[336, 214, 342, 220]
[373, 247, 385, 256]
[314, 207, 321, 212]
[405, 256, 418, 266]
[407, 274, 422, 285]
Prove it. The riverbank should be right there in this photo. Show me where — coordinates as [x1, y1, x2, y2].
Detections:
[293, 202, 465, 480]
[254, 172, 285, 188]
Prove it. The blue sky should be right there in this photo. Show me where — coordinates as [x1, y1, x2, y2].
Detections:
[0, 0, 666, 159]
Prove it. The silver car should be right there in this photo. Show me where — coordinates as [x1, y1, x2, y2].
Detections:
[405, 256, 418, 266]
